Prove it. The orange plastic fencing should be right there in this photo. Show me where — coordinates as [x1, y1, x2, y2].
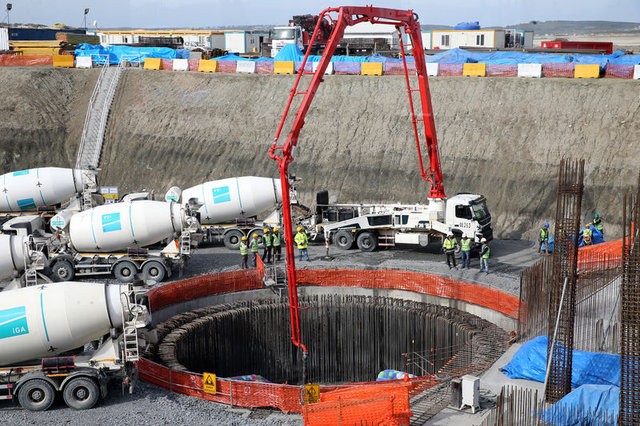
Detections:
[0, 54, 53, 66]
[256, 61, 274, 74]
[487, 64, 518, 77]
[604, 64, 634, 79]
[542, 63, 575, 78]
[438, 63, 463, 76]
[297, 269, 520, 318]
[188, 59, 199, 71]
[217, 60, 236, 73]
[577, 237, 623, 272]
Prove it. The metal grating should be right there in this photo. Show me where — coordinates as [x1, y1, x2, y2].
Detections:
[545, 159, 584, 403]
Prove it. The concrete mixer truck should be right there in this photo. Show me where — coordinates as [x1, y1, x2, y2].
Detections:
[177, 176, 286, 250]
[44, 199, 197, 283]
[0, 282, 148, 411]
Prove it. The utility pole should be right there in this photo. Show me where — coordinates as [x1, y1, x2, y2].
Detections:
[6, 3, 11, 26]
[83, 8, 89, 30]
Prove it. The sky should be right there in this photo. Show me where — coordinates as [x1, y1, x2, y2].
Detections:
[3, 0, 639, 29]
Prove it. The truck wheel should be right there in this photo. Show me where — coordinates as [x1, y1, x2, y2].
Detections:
[142, 261, 167, 282]
[223, 230, 244, 250]
[334, 230, 354, 250]
[50, 260, 75, 282]
[18, 379, 55, 411]
[357, 232, 378, 252]
[62, 377, 99, 410]
[113, 261, 138, 283]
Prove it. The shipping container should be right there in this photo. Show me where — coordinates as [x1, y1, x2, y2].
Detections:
[0, 27, 8, 51]
[8, 27, 85, 41]
[540, 40, 614, 54]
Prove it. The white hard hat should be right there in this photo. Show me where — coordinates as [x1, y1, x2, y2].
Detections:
[481, 238, 487, 243]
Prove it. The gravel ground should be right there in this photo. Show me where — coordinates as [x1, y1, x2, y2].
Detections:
[0, 239, 538, 424]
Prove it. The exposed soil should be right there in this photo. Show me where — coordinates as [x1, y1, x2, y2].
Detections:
[1, 68, 638, 240]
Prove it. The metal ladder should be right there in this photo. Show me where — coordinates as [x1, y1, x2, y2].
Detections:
[23, 239, 46, 286]
[0, 384, 13, 401]
[120, 290, 145, 362]
[75, 56, 125, 170]
[180, 231, 191, 256]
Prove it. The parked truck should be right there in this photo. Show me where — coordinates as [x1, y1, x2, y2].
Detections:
[0, 281, 148, 411]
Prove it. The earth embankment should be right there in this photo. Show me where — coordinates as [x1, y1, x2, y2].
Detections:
[1, 67, 638, 239]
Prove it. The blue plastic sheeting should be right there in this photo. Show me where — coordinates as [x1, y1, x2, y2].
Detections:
[427, 48, 573, 64]
[609, 53, 640, 65]
[74, 44, 178, 64]
[273, 43, 304, 62]
[541, 385, 619, 425]
[578, 225, 605, 247]
[227, 374, 271, 383]
[376, 369, 416, 381]
[211, 53, 253, 61]
[501, 336, 620, 388]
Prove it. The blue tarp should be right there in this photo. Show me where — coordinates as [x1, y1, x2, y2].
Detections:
[376, 369, 415, 381]
[539, 225, 604, 252]
[74, 43, 178, 65]
[501, 336, 620, 388]
[541, 385, 619, 425]
[273, 43, 304, 62]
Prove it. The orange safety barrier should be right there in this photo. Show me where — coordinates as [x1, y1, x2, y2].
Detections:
[0, 54, 53, 66]
[188, 59, 199, 71]
[161, 59, 173, 71]
[256, 61, 274, 74]
[297, 269, 521, 318]
[577, 237, 624, 272]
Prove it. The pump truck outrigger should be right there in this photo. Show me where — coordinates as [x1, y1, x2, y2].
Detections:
[269, 5, 492, 360]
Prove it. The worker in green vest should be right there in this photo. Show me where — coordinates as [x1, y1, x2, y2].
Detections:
[582, 224, 593, 246]
[239, 236, 249, 269]
[442, 234, 458, 270]
[460, 235, 472, 269]
[262, 227, 273, 263]
[294, 226, 309, 261]
[593, 213, 604, 236]
[538, 222, 550, 254]
[480, 238, 490, 273]
[249, 233, 260, 267]
[272, 227, 282, 261]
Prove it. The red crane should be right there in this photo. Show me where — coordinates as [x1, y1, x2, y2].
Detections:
[269, 6, 445, 357]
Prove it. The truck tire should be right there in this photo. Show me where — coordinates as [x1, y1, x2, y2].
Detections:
[50, 260, 75, 282]
[223, 229, 244, 250]
[113, 261, 138, 283]
[334, 230, 354, 250]
[62, 377, 100, 410]
[142, 261, 167, 282]
[18, 379, 55, 411]
[357, 231, 378, 252]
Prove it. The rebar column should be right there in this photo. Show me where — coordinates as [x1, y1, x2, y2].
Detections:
[620, 184, 640, 424]
[545, 159, 584, 403]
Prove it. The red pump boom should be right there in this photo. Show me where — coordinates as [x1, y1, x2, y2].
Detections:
[269, 6, 445, 356]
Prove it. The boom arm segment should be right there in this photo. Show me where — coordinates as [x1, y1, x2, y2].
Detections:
[269, 6, 445, 355]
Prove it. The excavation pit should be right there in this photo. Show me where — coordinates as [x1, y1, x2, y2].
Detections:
[156, 294, 509, 385]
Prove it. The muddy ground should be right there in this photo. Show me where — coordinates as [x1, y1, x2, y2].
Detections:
[0, 68, 638, 240]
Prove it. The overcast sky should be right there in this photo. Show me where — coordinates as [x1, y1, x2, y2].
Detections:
[4, 0, 640, 29]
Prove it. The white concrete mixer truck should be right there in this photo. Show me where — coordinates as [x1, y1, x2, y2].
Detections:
[44, 199, 197, 283]
[0, 282, 148, 411]
[178, 176, 285, 250]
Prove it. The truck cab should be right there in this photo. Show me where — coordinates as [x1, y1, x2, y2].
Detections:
[445, 194, 493, 243]
[271, 26, 303, 57]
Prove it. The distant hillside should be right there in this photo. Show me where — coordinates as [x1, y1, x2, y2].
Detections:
[498, 20, 640, 34]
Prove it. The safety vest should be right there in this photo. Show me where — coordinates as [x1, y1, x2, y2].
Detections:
[593, 218, 603, 232]
[583, 228, 592, 244]
[481, 244, 491, 259]
[263, 233, 272, 246]
[540, 228, 549, 241]
[239, 242, 249, 255]
[460, 238, 471, 252]
[294, 232, 308, 249]
[443, 237, 457, 251]
[272, 233, 281, 246]
[249, 238, 259, 252]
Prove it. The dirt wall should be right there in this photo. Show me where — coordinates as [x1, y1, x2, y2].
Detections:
[1, 67, 639, 239]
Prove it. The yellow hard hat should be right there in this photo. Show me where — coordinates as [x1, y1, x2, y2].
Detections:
[297, 227, 303, 232]
[264, 228, 270, 232]
[241, 236, 247, 241]
[253, 233, 258, 238]
[274, 227, 279, 231]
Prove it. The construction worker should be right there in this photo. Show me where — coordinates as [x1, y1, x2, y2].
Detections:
[250, 233, 260, 266]
[294, 226, 309, 261]
[262, 227, 273, 263]
[460, 235, 471, 269]
[239, 236, 249, 269]
[442, 234, 458, 270]
[480, 238, 490, 274]
[538, 222, 550, 254]
[272, 227, 282, 261]
[593, 213, 604, 236]
[582, 224, 593, 246]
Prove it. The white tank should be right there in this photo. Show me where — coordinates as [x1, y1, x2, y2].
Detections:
[49, 209, 76, 232]
[68, 200, 185, 252]
[0, 282, 127, 366]
[0, 167, 94, 212]
[181, 177, 282, 224]
[0, 234, 27, 281]
[164, 186, 182, 202]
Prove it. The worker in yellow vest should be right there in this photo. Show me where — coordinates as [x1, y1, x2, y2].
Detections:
[239, 236, 249, 269]
[583, 224, 593, 246]
[442, 234, 458, 270]
[480, 238, 490, 274]
[593, 213, 604, 237]
[250, 233, 260, 267]
[272, 227, 282, 261]
[538, 222, 550, 254]
[294, 227, 309, 261]
[460, 235, 472, 269]
[262, 227, 273, 263]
